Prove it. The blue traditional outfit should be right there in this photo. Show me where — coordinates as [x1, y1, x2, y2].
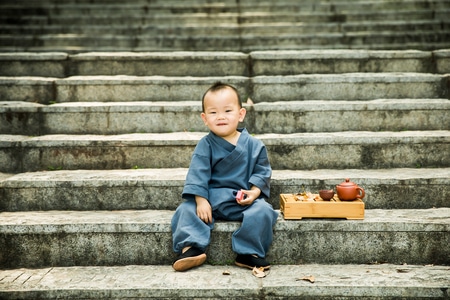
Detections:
[171, 128, 279, 258]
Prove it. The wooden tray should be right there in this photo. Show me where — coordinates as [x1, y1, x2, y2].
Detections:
[280, 193, 364, 220]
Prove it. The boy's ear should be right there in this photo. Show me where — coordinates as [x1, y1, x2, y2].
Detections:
[201, 112, 207, 125]
[239, 107, 247, 122]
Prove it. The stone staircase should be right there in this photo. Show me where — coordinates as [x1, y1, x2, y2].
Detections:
[1, 0, 450, 299]
[1, 0, 450, 52]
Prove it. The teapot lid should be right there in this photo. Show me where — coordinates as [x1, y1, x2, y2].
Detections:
[337, 178, 357, 187]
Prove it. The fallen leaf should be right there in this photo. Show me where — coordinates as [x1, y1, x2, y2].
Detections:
[297, 275, 315, 283]
[396, 269, 411, 273]
[252, 266, 266, 278]
[222, 270, 231, 275]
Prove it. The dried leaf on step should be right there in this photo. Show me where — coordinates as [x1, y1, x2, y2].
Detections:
[297, 275, 315, 283]
[396, 269, 411, 273]
[222, 270, 231, 275]
[252, 266, 266, 278]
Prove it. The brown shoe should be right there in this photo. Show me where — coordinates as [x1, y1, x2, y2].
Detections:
[172, 247, 207, 272]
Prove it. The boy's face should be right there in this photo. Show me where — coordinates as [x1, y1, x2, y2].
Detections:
[201, 87, 246, 139]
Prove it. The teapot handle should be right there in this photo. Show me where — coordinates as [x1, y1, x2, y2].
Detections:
[356, 187, 365, 199]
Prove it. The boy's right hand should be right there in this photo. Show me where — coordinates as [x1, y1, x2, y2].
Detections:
[195, 196, 212, 224]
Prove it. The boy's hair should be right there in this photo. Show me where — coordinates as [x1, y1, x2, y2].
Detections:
[201, 82, 242, 112]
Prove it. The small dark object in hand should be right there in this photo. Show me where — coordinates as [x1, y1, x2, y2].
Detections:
[319, 189, 334, 201]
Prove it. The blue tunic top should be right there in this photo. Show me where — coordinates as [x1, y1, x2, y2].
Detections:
[182, 128, 271, 210]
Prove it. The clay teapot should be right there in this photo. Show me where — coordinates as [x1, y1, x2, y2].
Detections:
[336, 178, 365, 201]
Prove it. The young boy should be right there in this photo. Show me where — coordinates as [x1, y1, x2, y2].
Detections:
[171, 82, 279, 272]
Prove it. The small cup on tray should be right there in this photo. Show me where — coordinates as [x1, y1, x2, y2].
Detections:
[319, 189, 335, 201]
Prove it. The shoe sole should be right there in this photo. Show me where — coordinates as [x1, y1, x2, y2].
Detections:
[235, 261, 270, 270]
[173, 253, 207, 272]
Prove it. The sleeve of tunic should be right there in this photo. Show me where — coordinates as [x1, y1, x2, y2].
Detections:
[182, 138, 211, 202]
[248, 142, 272, 199]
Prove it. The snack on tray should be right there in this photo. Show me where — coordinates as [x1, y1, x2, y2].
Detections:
[294, 192, 341, 202]
[294, 192, 321, 202]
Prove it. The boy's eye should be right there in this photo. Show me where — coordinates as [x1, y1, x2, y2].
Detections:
[226, 110, 232, 112]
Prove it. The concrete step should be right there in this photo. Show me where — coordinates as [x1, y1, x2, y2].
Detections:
[251, 49, 450, 75]
[239, 9, 450, 23]
[1, 73, 448, 104]
[0, 49, 217, 76]
[0, 51, 250, 77]
[5, 0, 449, 5]
[1, 1, 448, 52]
[2, 50, 449, 78]
[5, 19, 449, 35]
[0, 36, 450, 53]
[2, 30, 449, 52]
[3, 0, 449, 15]
[238, 31, 450, 52]
[9, 0, 237, 4]
[1, 4, 241, 16]
[0, 75, 249, 103]
[3, 9, 448, 26]
[4, 42, 450, 53]
[0, 208, 449, 268]
[1, 264, 449, 299]
[251, 73, 449, 101]
[1, 131, 449, 173]
[0, 23, 342, 36]
[2, 99, 449, 135]
[1, 168, 449, 211]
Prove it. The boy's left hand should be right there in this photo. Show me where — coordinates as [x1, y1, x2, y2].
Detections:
[236, 186, 261, 206]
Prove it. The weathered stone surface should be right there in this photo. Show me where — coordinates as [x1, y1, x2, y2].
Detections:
[251, 49, 435, 75]
[0, 168, 187, 211]
[434, 49, 450, 73]
[0, 77, 56, 104]
[1, 131, 449, 172]
[249, 99, 450, 134]
[1, 72, 448, 103]
[37, 101, 204, 135]
[1, 168, 449, 211]
[3, 132, 205, 172]
[0, 101, 43, 135]
[55, 76, 249, 102]
[1, 264, 449, 299]
[0, 208, 449, 268]
[0, 52, 68, 77]
[1, 1, 450, 298]
[251, 73, 448, 101]
[261, 131, 450, 170]
[2, 99, 449, 135]
[271, 208, 450, 265]
[1, 0, 450, 53]
[1, 50, 448, 78]
[69, 51, 250, 76]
